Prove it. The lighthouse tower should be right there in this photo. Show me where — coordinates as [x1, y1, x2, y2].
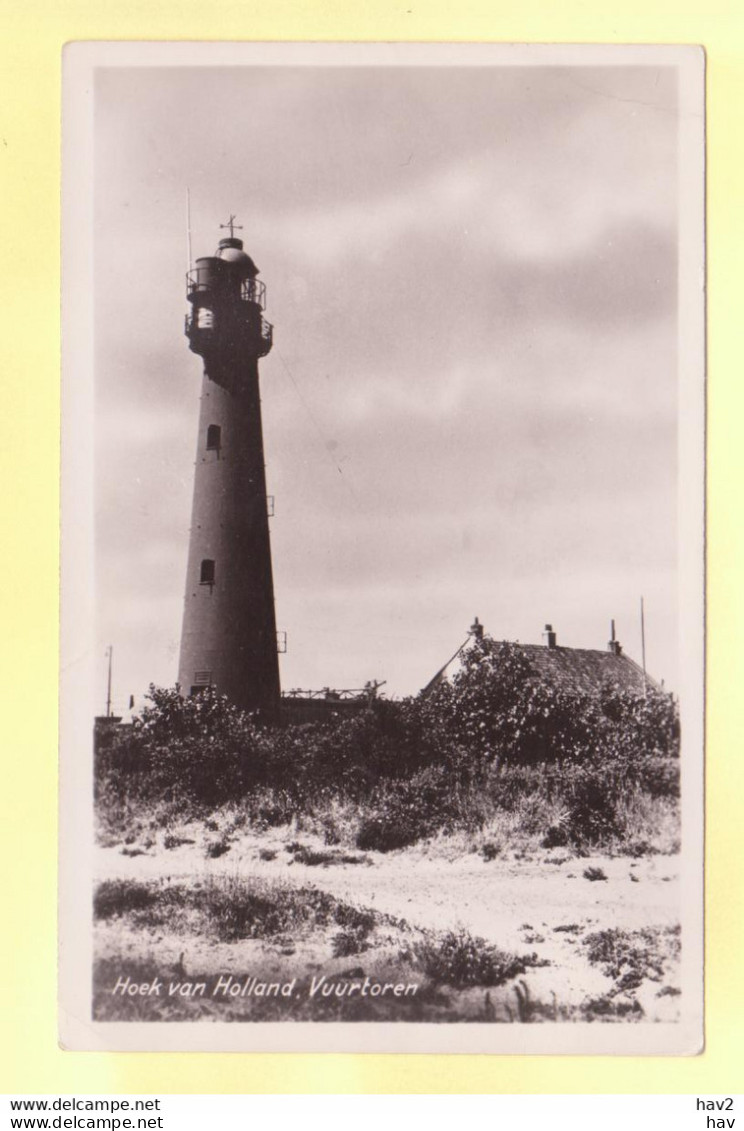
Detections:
[177, 217, 280, 718]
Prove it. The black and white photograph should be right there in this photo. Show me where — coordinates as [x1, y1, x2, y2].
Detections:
[60, 42, 705, 1054]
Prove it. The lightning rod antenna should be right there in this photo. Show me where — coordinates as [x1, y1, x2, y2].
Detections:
[186, 187, 193, 274]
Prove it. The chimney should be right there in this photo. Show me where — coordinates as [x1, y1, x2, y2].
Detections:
[470, 616, 484, 641]
[542, 623, 557, 648]
[607, 618, 622, 655]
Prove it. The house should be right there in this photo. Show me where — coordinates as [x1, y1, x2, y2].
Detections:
[422, 620, 660, 699]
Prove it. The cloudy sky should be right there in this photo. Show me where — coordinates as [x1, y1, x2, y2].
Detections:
[93, 59, 680, 713]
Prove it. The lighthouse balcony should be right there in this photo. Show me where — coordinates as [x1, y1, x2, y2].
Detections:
[241, 278, 267, 309]
[184, 312, 273, 358]
[186, 270, 267, 310]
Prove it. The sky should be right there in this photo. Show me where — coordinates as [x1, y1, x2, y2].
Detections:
[93, 60, 681, 714]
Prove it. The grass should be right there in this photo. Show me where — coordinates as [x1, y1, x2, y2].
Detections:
[164, 834, 195, 850]
[95, 875, 392, 950]
[96, 769, 681, 863]
[94, 880, 159, 920]
[92, 875, 552, 1023]
[92, 868, 682, 1024]
[331, 924, 373, 957]
[94, 875, 369, 943]
[288, 842, 369, 867]
[580, 995, 645, 1021]
[584, 925, 681, 994]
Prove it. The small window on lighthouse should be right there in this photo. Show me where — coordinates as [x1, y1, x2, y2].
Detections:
[206, 424, 221, 452]
[197, 307, 214, 329]
[200, 559, 215, 585]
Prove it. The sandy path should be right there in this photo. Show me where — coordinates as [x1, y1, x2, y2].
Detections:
[98, 835, 679, 952]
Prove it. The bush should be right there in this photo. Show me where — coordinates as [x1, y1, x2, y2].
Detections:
[414, 928, 540, 987]
[97, 685, 265, 807]
[356, 812, 418, 853]
[584, 925, 680, 994]
[355, 764, 472, 851]
[420, 637, 679, 775]
[332, 928, 370, 957]
[95, 636, 680, 854]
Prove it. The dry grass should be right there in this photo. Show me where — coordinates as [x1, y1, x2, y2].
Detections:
[98, 757, 680, 864]
[94, 874, 377, 943]
[92, 874, 553, 1023]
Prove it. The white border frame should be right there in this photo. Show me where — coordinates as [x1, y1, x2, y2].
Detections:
[60, 40, 705, 1054]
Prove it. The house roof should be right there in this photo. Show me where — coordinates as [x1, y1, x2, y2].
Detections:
[425, 635, 657, 698]
[498, 642, 654, 697]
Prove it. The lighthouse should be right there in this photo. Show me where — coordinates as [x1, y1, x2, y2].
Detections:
[177, 217, 281, 718]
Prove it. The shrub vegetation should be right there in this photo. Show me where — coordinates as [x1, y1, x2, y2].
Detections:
[96, 636, 680, 854]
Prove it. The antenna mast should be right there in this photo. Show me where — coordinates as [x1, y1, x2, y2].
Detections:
[640, 596, 647, 699]
[106, 645, 113, 718]
[186, 187, 192, 273]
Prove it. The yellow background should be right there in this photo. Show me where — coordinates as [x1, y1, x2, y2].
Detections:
[1, 0, 741, 1095]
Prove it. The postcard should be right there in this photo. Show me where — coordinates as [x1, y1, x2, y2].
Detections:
[60, 41, 705, 1053]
